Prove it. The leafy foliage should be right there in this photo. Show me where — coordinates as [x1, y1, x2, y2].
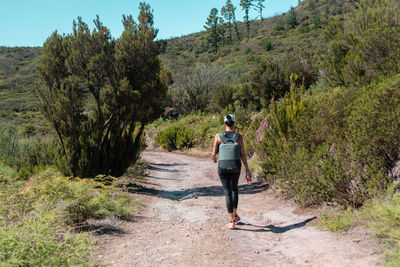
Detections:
[286, 7, 299, 28]
[257, 75, 400, 207]
[0, 128, 54, 179]
[248, 53, 317, 109]
[0, 168, 133, 265]
[36, 3, 170, 177]
[155, 126, 180, 151]
[204, 8, 224, 53]
[167, 63, 232, 114]
[0, 166, 138, 265]
[221, 0, 240, 42]
[150, 114, 225, 151]
[319, 0, 400, 86]
[155, 126, 194, 151]
[0, 214, 92, 266]
[240, 0, 253, 40]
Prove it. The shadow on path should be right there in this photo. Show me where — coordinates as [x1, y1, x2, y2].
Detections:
[147, 165, 181, 173]
[128, 182, 269, 201]
[236, 217, 317, 233]
[75, 223, 126, 236]
[151, 162, 188, 167]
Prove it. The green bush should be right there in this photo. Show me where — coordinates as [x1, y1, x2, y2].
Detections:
[155, 126, 179, 151]
[320, 0, 400, 86]
[0, 213, 92, 266]
[0, 167, 139, 265]
[151, 114, 224, 151]
[208, 84, 235, 113]
[249, 53, 317, 110]
[318, 209, 354, 233]
[257, 74, 400, 207]
[346, 77, 400, 195]
[262, 40, 273, 52]
[155, 126, 195, 151]
[2, 169, 137, 224]
[0, 129, 54, 179]
[176, 128, 194, 149]
[244, 47, 253, 54]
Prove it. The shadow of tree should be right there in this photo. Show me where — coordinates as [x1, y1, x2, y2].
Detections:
[128, 182, 269, 201]
[151, 162, 188, 167]
[130, 161, 269, 200]
[147, 165, 181, 173]
[236, 217, 317, 233]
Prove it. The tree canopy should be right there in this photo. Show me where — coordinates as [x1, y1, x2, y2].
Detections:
[36, 2, 171, 177]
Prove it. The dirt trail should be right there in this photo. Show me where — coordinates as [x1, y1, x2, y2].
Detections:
[92, 151, 382, 266]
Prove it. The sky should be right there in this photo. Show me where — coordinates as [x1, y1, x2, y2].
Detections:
[0, 0, 299, 47]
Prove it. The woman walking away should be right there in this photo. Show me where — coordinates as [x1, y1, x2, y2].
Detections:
[212, 114, 252, 229]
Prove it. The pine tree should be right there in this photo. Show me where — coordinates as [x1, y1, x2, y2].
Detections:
[254, 0, 265, 23]
[240, 0, 253, 40]
[221, 0, 240, 43]
[204, 8, 223, 53]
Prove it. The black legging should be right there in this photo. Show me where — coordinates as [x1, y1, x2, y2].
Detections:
[218, 170, 240, 213]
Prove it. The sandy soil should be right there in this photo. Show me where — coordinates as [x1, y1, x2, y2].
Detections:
[91, 151, 382, 267]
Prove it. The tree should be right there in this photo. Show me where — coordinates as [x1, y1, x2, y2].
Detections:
[254, 0, 266, 23]
[221, 0, 240, 42]
[286, 6, 299, 28]
[249, 52, 317, 109]
[240, 0, 253, 40]
[167, 63, 230, 114]
[204, 8, 223, 53]
[36, 2, 170, 177]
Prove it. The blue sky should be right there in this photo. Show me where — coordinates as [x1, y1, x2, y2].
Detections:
[0, 0, 299, 47]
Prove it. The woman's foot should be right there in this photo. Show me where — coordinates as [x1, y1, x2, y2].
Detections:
[226, 221, 235, 229]
[234, 215, 241, 223]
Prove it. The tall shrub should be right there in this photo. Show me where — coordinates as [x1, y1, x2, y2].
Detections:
[320, 0, 400, 86]
[257, 75, 400, 207]
[36, 3, 170, 177]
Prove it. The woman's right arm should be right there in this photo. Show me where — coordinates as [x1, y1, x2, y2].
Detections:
[211, 133, 219, 163]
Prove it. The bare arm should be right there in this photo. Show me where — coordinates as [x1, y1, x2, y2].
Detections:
[238, 135, 252, 177]
[211, 133, 220, 163]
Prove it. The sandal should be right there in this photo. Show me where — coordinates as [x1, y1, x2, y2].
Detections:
[226, 221, 235, 229]
[234, 215, 241, 223]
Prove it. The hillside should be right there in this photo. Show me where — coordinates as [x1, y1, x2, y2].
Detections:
[0, 46, 41, 111]
[161, 0, 357, 76]
[0, 46, 44, 132]
[0, 0, 357, 129]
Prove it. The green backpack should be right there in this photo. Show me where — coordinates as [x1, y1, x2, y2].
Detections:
[218, 131, 241, 173]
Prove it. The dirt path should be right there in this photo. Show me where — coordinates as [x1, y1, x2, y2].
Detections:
[92, 151, 382, 266]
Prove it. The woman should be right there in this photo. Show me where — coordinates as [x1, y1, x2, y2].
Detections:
[212, 114, 252, 229]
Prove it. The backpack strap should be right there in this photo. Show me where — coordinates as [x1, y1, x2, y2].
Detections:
[219, 132, 240, 143]
[218, 132, 229, 143]
[232, 132, 241, 142]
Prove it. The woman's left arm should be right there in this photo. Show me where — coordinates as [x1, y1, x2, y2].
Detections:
[211, 133, 220, 163]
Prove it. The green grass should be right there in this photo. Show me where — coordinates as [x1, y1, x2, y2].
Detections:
[318, 208, 355, 233]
